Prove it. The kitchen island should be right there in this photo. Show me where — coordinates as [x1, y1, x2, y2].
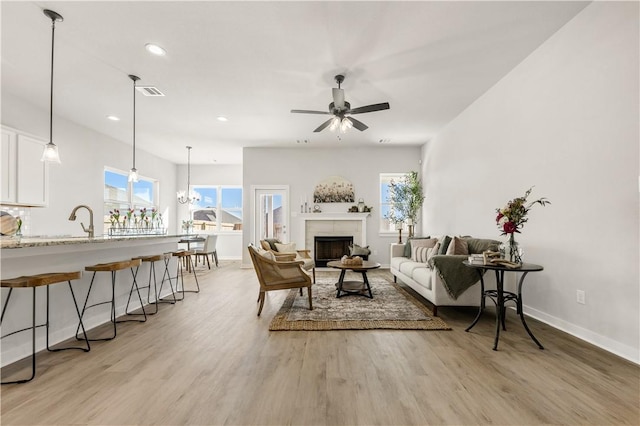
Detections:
[1, 234, 184, 367]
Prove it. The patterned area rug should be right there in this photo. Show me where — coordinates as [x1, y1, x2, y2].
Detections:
[269, 274, 451, 331]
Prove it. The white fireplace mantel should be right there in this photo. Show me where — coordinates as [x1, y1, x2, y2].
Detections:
[298, 212, 370, 248]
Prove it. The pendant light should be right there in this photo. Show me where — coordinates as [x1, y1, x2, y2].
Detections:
[128, 74, 140, 182]
[177, 146, 201, 204]
[41, 9, 63, 163]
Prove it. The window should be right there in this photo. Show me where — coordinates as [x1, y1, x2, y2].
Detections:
[380, 173, 406, 233]
[191, 186, 242, 232]
[104, 168, 158, 233]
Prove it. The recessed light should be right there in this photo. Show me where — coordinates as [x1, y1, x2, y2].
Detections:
[106, 115, 120, 121]
[145, 43, 166, 56]
[216, 116, 228, 122]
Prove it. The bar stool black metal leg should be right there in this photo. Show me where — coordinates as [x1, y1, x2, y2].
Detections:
[46, 284, 90, 353]
[158, 257, 178, 304]
[119, 267, 147, 322]
[1, 288, 36, 384]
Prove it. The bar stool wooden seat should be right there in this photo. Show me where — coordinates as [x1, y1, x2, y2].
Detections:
[1, 271, 90, 384]
[77, 258, 145, 342]
[126, 253, 177, 315]
[171, 250, 200, 299]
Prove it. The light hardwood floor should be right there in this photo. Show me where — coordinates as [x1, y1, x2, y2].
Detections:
[1, 261, 638, 425]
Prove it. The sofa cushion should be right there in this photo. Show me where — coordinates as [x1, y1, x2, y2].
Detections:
[410, 238, 438, 261]
[438, 235, 452, 255]
[412, 242, 440, 263]
[390, 256, 411, 271]
[403, 236, 431, 258]
[400, 260, 429, 277]
[446, 236, 469, 255]
[465, 238, 501, 254]
[412, 267, 433, 291]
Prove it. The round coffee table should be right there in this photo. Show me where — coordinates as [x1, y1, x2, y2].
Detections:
[326, 260, 381, 299]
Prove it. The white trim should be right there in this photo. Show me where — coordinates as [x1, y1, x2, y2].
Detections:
[250, 184, 290, 245]
[523, 305, 639, 365]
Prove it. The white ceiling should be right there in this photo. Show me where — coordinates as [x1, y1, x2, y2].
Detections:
[1, 1, 589, 165]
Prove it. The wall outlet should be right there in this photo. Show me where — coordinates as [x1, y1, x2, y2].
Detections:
[576, 290, 586, 305]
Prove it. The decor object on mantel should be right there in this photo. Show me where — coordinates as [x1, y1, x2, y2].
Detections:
[384, 171, 425, 238]
[269, 273, 450, 331]
[41, 9, 64, 164]
[495, 187, 550, 263]
[313, 176, 354, 203]
[177, 146, 201, 205]
[347, 200, 372, 213]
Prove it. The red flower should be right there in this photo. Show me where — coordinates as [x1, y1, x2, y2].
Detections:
[495, 212, 504, 222]
[503, 221, 517, 234]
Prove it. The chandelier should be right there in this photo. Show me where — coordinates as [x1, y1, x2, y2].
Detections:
[176, 146, 200, 204]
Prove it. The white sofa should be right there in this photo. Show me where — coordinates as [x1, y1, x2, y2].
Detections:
[390, 237, 499, 315]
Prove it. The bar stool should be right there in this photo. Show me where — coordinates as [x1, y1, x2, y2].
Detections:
[171, 250, 200, 300]
[77, 258, 145, 342]
[1, 271, 90, 384]
[126, 253, 176, 315]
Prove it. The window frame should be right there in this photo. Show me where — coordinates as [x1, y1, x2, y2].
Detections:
[379, 172, 407, 235]
[190, 185, 243, 233]
[103, 167, 159, 233]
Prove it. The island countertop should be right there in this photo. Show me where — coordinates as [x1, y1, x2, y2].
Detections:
[0, 234, 204, 249]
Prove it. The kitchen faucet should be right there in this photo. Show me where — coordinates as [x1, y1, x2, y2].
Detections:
[68, 205, 94, 238]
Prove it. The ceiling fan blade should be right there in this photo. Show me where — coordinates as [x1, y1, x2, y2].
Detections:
[348, 117, 369, 131]
[313, 118, 334, 132]
[332, 88, 345, 109]
[348, 102, 390, 115]
[291, 109, 331, 115]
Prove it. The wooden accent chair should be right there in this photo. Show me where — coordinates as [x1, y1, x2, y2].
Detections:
[248, 244, 312, 316]
[259, 239, 316, 283]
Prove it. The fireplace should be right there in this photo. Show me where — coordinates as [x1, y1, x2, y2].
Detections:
[314, 236, 353, 267]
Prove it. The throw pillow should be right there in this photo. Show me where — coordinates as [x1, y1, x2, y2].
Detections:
[274, 242, 296, 253]
[264, 238, 282, 251]
[256, 246, 276, 261]
[445, 236, 469, 255]
[412, 242, 441, 263]
[349, 243, 371, 256]
[402, 236, 432, 258]
[438, 235, 452, 255]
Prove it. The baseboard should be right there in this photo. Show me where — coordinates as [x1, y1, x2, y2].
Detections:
[523, 304, 639, 365]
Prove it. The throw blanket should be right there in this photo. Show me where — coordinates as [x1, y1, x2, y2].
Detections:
[429, 255, 481, 299]
[428, 238, 500, 299]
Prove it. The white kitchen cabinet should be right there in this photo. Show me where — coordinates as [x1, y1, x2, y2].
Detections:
[1, 126, 49, 207]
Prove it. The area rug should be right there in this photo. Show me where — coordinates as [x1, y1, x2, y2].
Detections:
[269, 274, 451, 331]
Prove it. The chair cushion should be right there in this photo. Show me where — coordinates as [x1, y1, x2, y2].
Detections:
[263, 238, 282, 251]
[274, 242, 296, 253]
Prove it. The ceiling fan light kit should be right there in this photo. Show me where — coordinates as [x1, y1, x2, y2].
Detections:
[291, 74, 390, 133]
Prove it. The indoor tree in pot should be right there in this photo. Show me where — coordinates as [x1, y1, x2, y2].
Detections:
[387, 171, 425, 238]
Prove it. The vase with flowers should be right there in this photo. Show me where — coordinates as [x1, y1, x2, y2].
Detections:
[496, 187, 550, 264]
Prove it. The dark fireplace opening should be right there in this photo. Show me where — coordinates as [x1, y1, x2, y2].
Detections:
[314, 236, 353, 267]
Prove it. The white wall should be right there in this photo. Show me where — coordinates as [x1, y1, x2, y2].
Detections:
[176, 163, 243, 259]
[1, 92, 178, 236]
[422, 2, 639, 362]
[242, 146, 423, 267]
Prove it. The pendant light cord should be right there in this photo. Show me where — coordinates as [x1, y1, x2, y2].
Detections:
[132, 77, 136, 169]
[49, 17, 56, 144]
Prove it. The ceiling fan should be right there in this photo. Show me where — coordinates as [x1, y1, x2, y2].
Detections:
[291, 74, 390, 133]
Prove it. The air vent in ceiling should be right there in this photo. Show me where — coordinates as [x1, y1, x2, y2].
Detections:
[136, 86, 165, 96]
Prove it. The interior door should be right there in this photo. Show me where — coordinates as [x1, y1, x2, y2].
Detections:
[253, 187, 288, 244]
